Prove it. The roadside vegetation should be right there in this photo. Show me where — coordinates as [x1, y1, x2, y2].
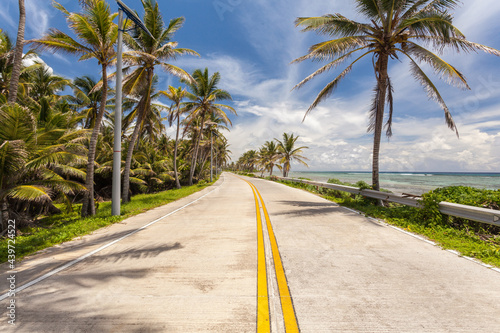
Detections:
[0, 181, 213, 263]
[1, 0, 234, 239]
[275, 177, 500, 268]
[230, 132, 309, 177]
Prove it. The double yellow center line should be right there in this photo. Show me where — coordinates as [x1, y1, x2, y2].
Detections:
[240, 177, 299, 332]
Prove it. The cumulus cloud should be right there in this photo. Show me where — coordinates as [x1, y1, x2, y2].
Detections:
[214, 0, 500, 172]
[17, 0, 495, 173]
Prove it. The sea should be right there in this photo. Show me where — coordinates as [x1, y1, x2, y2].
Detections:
[287, 171, 500, 196]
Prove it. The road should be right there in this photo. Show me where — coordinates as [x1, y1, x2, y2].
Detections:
[1, 173, 500, 332]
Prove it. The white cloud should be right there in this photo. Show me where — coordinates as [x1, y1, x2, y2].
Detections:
[0, 0, 17, 29]
[25, 0, 52, 37]
[162, 1, 500, 173]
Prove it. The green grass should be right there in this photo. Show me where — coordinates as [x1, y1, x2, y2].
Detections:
[276, 179, 500, 268]
[0, 183, 211, 263]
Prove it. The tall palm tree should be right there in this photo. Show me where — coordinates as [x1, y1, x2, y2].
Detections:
[275, 133, 308, 177]
[0, 29, 38, 100]
[7, 0, 25, 104]
[260, 140, 280, 176]
[33, 0, 118, 216]
[69, 76, 103, 129]
[162, 86, 187, 189]
[184, 68, 235, 185]
[216, 138, 231, 170]
[237, 150, 258, 172]
[120, 0, 197, 202]
[293, 0, 500, 191]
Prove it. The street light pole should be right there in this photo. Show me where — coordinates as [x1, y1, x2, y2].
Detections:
[210, 130, 213, 182]
[112, 9, 124, 216]
[112, 0, 154, 216]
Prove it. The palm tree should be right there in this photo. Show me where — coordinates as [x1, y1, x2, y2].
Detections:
[33, 0, 118, 216]
[120, 0, 198, 202]
[275, 133, 308, 177]
[216, 138, 231, 171]
[260, 140, 280, 176]
[0, 29, 39, 100]
[237, 150, 258, 172]
[184, 68, 236, 185]
[26, 65, 71, 101]
[293, 0, 500, 191]
[69, 76, 103, 129]
[162, 86, 187, 189]
[7, 0, 25, 104]
[0, 103, 86, 231]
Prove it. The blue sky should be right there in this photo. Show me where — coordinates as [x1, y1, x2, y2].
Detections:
[2, 0, 500, 172]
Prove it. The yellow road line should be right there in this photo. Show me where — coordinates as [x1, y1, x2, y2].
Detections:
[254, 185, 300, 333]
[239, 175, 299, 332]
[249, 182, 271, 332]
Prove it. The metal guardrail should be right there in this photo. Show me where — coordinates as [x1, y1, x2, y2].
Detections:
[275, 176, 500, 227]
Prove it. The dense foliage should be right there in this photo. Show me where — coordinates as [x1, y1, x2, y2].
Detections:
[0, 1, 234, 233]
[233, 132, 308, 177]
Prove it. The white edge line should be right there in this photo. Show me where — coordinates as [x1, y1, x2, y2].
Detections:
[0, 177, 224, 301]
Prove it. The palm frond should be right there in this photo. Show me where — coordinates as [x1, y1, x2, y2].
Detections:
[304, 51, 372, 118]
[405, 52, 458, 136]
[403, 42, 469, 89]
[293, 46, 371, 90]
[295, 14, 373, 36]
[3, 185, 51, 203]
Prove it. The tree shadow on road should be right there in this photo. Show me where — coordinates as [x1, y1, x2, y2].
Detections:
[272, 200, 384, 228]
[273, 200, 341, 217]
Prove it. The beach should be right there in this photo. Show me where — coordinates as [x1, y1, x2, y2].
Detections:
[288, 171, 500, 195]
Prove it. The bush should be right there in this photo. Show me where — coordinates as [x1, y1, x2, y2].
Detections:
[416, 186, 500, 233]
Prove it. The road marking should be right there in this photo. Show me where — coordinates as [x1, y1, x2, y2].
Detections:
[239, 176, 299, 332]
[0, 178, 224, 302]
[249, 182, 271, 332]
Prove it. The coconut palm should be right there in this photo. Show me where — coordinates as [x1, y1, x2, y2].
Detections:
[216, 137, 231, 171]
[259, 140, 280, 176]
[184, 68, 236, 185]
[26, 65, 71, 101]
[0, 29, 39, 100]
[7, 0, 25, 104]
[122, 76, 168, 143]
[33, 0, 119, 216]
[68, 76, 102, 129]
[293, 0, 500, 191]
[162, 86, 187, 189]
[0, 103, 86, 231]
[237, 150, 258, 172]
[275, 133, 308, 177]
[120, 0, 198, 202]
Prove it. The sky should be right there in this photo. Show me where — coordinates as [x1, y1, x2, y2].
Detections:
[1, 0, 500, 173]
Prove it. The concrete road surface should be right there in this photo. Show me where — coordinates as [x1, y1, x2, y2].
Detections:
[1, 173, 500, 332]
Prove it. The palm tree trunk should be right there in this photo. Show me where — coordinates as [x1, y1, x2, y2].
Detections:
[122, 70, 153, 203]
[122, 97, 147, 203]
[81, 64, 108, 217]
[7, 0, 25, 104]
[173, 112, 181, 189]
[188, 112, 205, 185]
[0, 199, 9, 233]
[372, 54, 389, 193]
